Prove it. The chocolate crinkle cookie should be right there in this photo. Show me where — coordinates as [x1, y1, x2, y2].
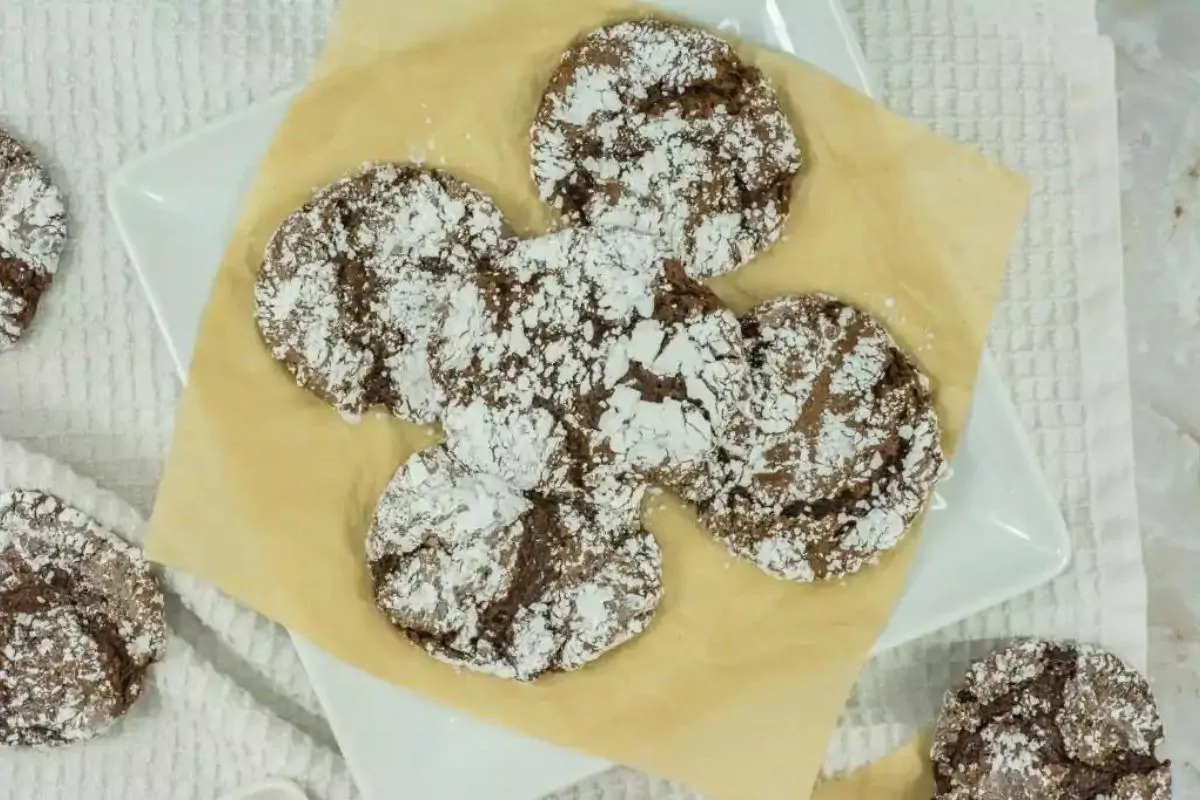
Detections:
[932, 640, 1172, 800]
[0, 128, 67, 350]
[366, 447, 662, 682]
[531, 19, 801, 280]
[0, 490, 167, 748]
[692, 294, 944, 581]
[254, 163, 516, 423]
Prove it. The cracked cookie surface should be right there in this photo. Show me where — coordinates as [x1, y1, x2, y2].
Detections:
[430, 227, 747, 507]
[932, 640, 1172, 800]
[366, 446, 662, 681]
[530, 19, 801, 279]
[254, 163, 516, 422]
[693, 295, 943, 581]
[0, 490, 166, 747]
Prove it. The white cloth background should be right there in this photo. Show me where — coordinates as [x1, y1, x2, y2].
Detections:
[0, 1, 1143, 798]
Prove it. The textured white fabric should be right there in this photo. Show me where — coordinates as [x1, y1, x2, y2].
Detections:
[0, 436, 358, 800]
[0, 0, 1141, 798]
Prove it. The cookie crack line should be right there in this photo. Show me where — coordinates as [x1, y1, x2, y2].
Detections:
[634, 57, 760, 119]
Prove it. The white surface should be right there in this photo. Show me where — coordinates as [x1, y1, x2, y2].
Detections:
[108, 2, 1070, 798]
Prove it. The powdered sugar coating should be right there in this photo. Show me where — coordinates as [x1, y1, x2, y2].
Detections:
[441, 398, 572, 495]
[0, 490, 167, 747]
[932, 640, 1172, 800]
[531, 19, 801, 279]
[430, 227, 665, 413]
[367, 447, 662, 681]
[0, 129, 67, 350]
[430, 227, 747, 497]
[254, 164, 516, 422]
[695, 295, 944, 581]
[0, 607, 118, 748]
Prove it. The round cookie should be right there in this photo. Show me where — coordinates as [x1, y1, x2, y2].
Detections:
[0, 490, 167, 747]
[430, 227, 747, 496]
[695, 294, 944, 581]
[530, 19, 801, 279]
[931, 640, 1172, 800]
[254, 163, 515, 422]
[0, 129, 67, 350]
[366, 446, 662, 681]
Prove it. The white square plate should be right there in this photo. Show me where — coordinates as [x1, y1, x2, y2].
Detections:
[110, 1, 1070, 797]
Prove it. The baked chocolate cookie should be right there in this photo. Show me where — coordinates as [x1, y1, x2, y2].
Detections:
[694, 294, 944, 581]
[366, 447, 662, 681]
[0, 129, 67, 350]
[0, 490, 167, 747]
[530, 19, 801, 279]
[254, 163, 515, 422]
[430, 227, 747, 498]
[932, 640, 1172, 800]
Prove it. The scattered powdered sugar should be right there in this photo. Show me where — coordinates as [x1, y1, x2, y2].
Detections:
[531, 19, 801, 279]
[254, 163, 515, 422]
[0, 489, 167, 746]
[0, 129, 67, 349]
[367, 447, 662, 681]
[698, 294, 945, 581]
[932, 640, 1172, 800]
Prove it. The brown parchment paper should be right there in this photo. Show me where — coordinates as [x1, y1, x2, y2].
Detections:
[145, 0, 1029, 797]
[815, 735, 936, 799]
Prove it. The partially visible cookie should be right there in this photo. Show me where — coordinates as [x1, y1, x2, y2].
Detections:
[0, 490, 167, 747]
[255, 163, 515, 422]
[695, 295, 944, 581]
[531, 19, 801, 279]
[932, 640, 1172, 800]
[0, 129, 67, 350]
[366, 447, 662, 681]
[430, 227, 747, 497]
